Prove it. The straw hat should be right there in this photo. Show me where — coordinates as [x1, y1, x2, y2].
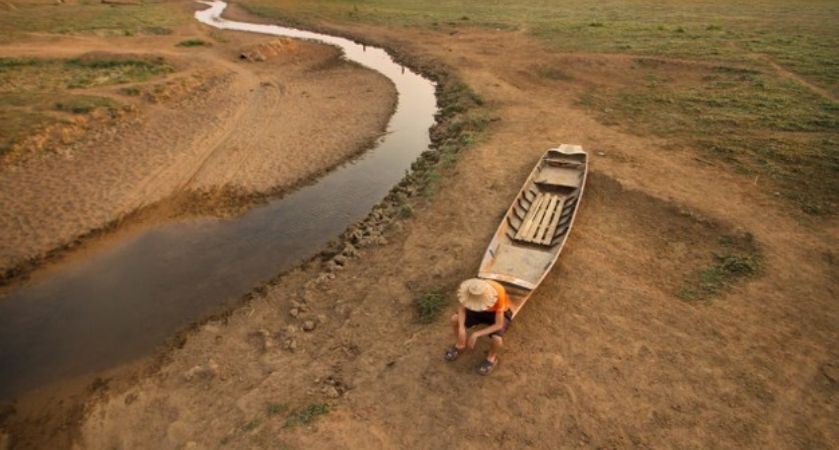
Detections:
[457, 278, 498, 312]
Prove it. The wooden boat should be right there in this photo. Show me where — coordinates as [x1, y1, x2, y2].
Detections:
[478, 145, 588, 318]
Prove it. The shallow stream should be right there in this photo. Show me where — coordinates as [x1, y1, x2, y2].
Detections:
[0, 0, 437, 399]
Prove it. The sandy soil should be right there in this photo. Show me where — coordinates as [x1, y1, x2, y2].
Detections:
[0, 22, 396, 282]
[2, 5, 837, 450]
[46, 10, 837, 450]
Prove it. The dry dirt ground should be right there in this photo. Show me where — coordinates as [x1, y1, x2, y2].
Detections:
[0, 18, 395, 282]
[3, 4, 838, 450]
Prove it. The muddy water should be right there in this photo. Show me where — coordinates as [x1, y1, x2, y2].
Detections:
[0, 0, 437, 400]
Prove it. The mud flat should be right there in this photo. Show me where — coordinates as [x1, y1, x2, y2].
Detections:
[0, 0, 437, 403]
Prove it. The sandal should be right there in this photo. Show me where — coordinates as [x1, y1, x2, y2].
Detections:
[444, 345, 463, 362]
[477, 358, 497, 376]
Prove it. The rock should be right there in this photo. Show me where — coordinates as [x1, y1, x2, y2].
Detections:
[596, 151, 606, 156]
[325, 260, 343, 273]
[821, 362, 839, 384]
[317, 314, 328, 324]
[323, 385, 340, 399]
[333, 254, 347, 266]
[302, 320, 316, 332]
[283, 338, 297, 352]
[342, 243, 358, 258]
[285, 325, 297, 335]
[289, 307, 300, 318]
[349, 228, 364, 244]
[124, 392, 138, 405]
[183, 359, 219, 382]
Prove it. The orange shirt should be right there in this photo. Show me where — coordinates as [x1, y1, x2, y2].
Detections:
[486, 280, 509, 313]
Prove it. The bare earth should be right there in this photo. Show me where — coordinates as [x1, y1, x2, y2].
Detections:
[0, 23, 395, 277]
[0, 4, 836, 450]
[65, 11, 838, 450]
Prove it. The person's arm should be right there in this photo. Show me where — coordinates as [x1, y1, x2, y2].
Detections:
[457, 304, 467, 343]
[467, 309, 505, 348]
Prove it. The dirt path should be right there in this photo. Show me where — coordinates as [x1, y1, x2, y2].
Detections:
[760, 56, 838, 103]
[47, 11, 838, 450]
[0, 25, 396, 282]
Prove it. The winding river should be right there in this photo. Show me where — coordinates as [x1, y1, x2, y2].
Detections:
[0, 0, 437, 399]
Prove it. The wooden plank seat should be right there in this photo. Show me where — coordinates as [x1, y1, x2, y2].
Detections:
[512, 192, 566, 245]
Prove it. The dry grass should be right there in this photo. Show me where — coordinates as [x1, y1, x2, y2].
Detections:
[240, 0, 839, 215]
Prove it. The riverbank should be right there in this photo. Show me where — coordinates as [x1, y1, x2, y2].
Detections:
[2, 1, 837, 448]
[65, 4, 839, 450]
[0, 4, 396, 287]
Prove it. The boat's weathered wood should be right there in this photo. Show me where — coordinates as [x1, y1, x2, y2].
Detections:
[540, 196, 565, 245]
[478, 144, 588, 318]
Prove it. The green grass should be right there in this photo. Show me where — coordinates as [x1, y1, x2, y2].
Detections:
[0, 54, 171, 158]
[177, 38, 211, 47]
[678, 233, 763, 302]
[579, 60, 838, 214]
[239, 0, 838, 215]
[240, 418, 262, 432]
[54, 95, 118, 114]
[0, 55, 174, 91]
[239, 0, 838, 93]
[0, 0, 188, 42]
[284, 403, 329, 428]
[266, 402, 288, 416]
[415, 290, 446, 324]
[118, 86, 142, 96]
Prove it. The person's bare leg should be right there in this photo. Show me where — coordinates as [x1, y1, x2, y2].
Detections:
[451, 314, 466, 349]
[487, 335, 503, 363]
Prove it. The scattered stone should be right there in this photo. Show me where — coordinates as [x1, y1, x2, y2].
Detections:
[183, 359, 219, 382]
[316, 273, 331, 284]
[821, 362, 838, 384]
[333, 254, 348, 266]
[323, 385, 340, 399]
[342, 243, 358, 258]
[124, 392, 139, 406]
[302, 320, 316, 332]
[349, 228, 364, 244]
[326, 260, 343, 273]
[289, 307, 300, 318]
[283, 338, 297, 352]
[285, 325, 297, 335]
[596, 151, 606, 156]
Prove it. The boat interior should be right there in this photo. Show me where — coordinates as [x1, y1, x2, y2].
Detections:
[479, 148, 587, 314]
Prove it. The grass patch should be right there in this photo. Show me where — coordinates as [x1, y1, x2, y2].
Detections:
[284, 403, 329, 428]
[240, 418, 262, 432]
[678, 233, 762, 302]
[65, 54, 174, 87]
[0, 54, 171, 160]
[238, 0, 837, 215]
[238, 0, 838, 93]
[54, 95, 118, 114]
[0, 57, 43, 69]
[177, 38, 211, 47]
[118, 86, 141, 96]
[579, 62, 838, 215]
[0, 2, 187, 41]
[415, 290, 446, 324]
[266, 402, 288, 416]
[0, 55, 174, 91]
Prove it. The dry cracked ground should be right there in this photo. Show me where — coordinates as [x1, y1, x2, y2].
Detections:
[0, 1, 837, 449]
